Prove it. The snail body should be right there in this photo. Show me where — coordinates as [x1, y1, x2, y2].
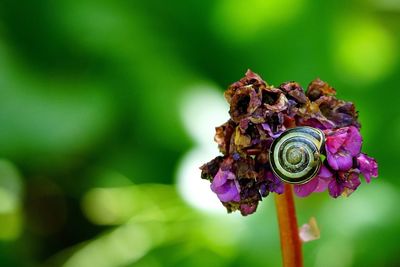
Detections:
[269, 126, 325, 184]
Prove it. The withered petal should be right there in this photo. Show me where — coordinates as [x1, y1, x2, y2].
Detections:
[306, 78, 336, 101]
[265, 93, 288, 112]
[200, 156, 224, 181]
[225, 69, 267, 103]
[316, 96, 359, 128]
[279, 81, 308, 104]
[228, 86, 262, 122]
[214, 120, 235, 154]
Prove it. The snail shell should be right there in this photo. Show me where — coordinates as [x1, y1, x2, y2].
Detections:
[269, 126, 325, 184]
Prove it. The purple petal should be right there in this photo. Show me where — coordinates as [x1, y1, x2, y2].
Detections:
[297, 118, 328, 129]
[314, 166, 333, 192]
[343, 126, 362, 156]
[216, 183, 241, 202]
[357, 153, 378, 183]
[317, 165, 333, 178]
[272, 181, 285, 194]
[341, 172, 361, 197]
[328, 179, 343, 198]
[210, 169, 240, 202]
[325, 128, 347, 154]
[211, 181, 233, 194]
[261, 123, 284, 138]
[259, 183, 269, 197]
[314, 177, 330, 193]
[266, 171, 285, 194]
[211, 169, 234, 188]
[294, 165, 334, 197]
[327, 151, 353, 171]
[343, 173, 361, 190]
[294, 177, 319, 197]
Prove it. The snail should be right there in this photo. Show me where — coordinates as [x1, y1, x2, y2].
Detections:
[269, 126, 325, 184]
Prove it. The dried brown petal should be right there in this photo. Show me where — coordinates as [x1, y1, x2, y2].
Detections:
[228, 86, 262, 122]
[235, 156, 258, 180]
[280, 81, 308, 104]
[214, 120, 235, 154]
[225, 69, 267, 103]
[283, 115, 297, 128]
[306, 78, 336, 101]
[200, 156, 224, 181]
[265, 92, 289, 112]
[316, 96, 359, 128]
[261, 86, 282, 105]
[296, 100, 336, 129]
[222, 201, 241, 214]
[233, 127, 252, 151]
[299, 217, 320, 242]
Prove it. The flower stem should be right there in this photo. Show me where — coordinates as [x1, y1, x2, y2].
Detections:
[274, 184, 303, 267]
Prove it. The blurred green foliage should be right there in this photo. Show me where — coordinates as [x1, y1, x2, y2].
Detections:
[0, 0, 399, 266]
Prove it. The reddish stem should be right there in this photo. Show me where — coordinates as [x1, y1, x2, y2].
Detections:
[274, 184, 303, 267]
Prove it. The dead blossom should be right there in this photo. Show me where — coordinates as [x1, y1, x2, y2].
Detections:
[200, 70, 378, 216]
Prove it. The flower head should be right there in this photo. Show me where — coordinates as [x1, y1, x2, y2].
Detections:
[200, 70, 378, 215]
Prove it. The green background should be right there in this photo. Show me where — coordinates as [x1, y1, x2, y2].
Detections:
[0, 0, 399, 266]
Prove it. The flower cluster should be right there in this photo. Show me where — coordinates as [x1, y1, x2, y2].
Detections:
[200, 70, 378, 216]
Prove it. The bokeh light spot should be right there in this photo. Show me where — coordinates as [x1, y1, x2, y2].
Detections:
[177, 148, 227, 215]
[177, 86, 230, 214]
[333, 17, 396, 84]
[0, 188, 17, 213]
[82, 186, 148, 225]
[321, 180, 398, 236]
[315, 239, 354, 267]
[0, 159, 23, 240]
[63, 223, 155, 267]
[213, 0, 305, 42]
[180, 85, 229, 146]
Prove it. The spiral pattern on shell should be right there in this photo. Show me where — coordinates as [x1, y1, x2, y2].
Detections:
[269, 127, 325, 184]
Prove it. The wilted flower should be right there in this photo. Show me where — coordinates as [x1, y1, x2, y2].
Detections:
[200, 70, 378, 215]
